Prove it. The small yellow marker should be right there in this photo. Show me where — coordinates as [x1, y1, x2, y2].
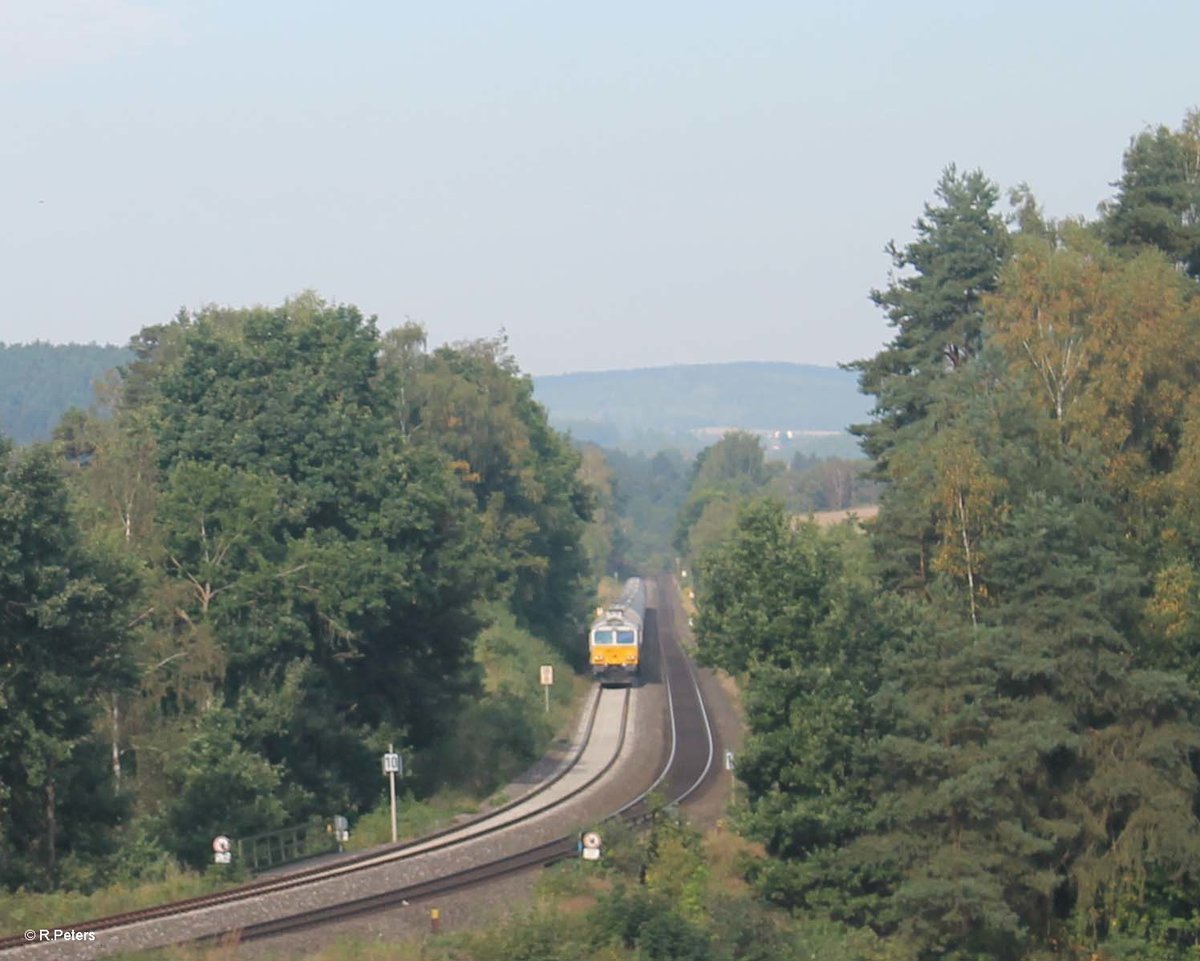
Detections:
[430, 907, 441, 934]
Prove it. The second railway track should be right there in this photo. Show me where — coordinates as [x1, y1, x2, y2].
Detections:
[1, 576, 715, 959]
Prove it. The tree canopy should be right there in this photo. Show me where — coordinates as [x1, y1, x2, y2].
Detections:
[0, 294, 598, 883]
[696, 110, 1200, 960]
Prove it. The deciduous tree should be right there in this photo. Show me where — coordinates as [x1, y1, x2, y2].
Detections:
[0, 440, 138, 886]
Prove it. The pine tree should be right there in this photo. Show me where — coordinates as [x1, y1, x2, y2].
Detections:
[849, 166, 1009, 471]
[985, 493, 1200, 952]
[1102, 114, 1200, 279]
[848, 167, 1009, 593]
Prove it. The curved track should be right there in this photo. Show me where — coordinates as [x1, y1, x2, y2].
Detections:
[621, 583, 715, 819]
[0, 576, 714, 957]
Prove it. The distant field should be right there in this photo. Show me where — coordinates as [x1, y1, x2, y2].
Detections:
[803, 505, 880, 527]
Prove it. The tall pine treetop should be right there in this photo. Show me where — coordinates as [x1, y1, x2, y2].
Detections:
[849, 166, 1009, 467]
[1101, 112, 1200, 279]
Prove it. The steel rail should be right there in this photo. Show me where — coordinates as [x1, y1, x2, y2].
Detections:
[2, 577, 716, 956]
[0, 685, 625, 954]
[616, 583, 715, 822]
[214, 578, 716, 949]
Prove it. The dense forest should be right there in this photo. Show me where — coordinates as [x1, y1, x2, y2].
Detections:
[0, 311, 873, 905]
[0, 344, 130, 445]
[0, 299, 599, 892]
[0, 348, 865, 459]
[665, 431, 879, 569]
[589, 437, 876, 578]
[693, 111, 1200, 959]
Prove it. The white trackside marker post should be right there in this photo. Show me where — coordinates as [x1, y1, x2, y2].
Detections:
[540, 664, 553, 713]
[383, 745, 402, 843]
[581, 831, 602, 861]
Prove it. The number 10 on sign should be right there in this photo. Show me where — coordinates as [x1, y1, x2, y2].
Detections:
[383, 745, 402, 843]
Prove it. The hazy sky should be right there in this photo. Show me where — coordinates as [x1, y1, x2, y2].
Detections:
[2, 1, 1196, 375]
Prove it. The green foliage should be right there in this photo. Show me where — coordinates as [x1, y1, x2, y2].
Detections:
[695, 502, 893, 915]
[0, 440, 139, 889]
[675, 431, 779, 565]
[577, 443, 623, 579]
[0, 294, 596, 896]
[159, 709, 290, 867]
[138, 301, 385, 533]
[641, 811, 710, 922]
[674, 434, 876, 581]
[503, 814, 721, 961]
[449, 810, 866, 961]
[770, 454, 881, 514]
[695, 500, 876, 676]
[701, 122, 1200, 960]
[433, 692, 546, 795]
[604, 447, 690, 573]
[845, 168, 1012, 601]
[849, 165, 1009, 471]
[986, 496, 1200, 948]
[0, 854, 239, 937]
[1101, 112, 1200, 278]
[342, 788, 479, 850]
[832, 493, 1200, 959]
[106, 303, 500, 848]
[632, 907, 712, 961]
[422, 602, 585, 800]
[473, 905, 595, 961]
[393, 333, 593, 652]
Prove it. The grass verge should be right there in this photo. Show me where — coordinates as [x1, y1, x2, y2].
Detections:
[0, 865, 244, 940]
[0, 601, 594, 943]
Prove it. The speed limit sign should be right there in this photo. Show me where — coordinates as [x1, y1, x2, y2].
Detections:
[212, 835, 232, 864]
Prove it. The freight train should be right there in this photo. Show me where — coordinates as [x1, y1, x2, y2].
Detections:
[588, 577, 645, 684]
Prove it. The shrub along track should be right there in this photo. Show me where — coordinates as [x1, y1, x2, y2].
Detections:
[0, 577, 714, 958]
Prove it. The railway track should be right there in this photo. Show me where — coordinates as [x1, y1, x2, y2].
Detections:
[621, 580, 715, 819]
[1, 577, 714, 958]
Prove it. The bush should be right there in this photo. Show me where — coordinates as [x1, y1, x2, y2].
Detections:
[433, 692, 547, 794]
[637, 908, 712, 961]
[161, 710, 291, 867]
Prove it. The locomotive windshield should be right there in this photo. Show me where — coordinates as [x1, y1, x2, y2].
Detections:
[592, 629, 616, 645]
[617, 630, 636, 645]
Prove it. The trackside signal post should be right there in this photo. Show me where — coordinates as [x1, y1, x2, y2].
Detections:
[331, 815, 349, 852]
[383, 746, 402, 843]
[212, 835, 231, 865]
[580, 831, 602, 861]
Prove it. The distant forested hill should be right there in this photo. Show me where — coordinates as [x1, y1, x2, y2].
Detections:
[0, 343, 131, 444]
[0, 347, 868, 457]
[532, 362, 869, 455]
